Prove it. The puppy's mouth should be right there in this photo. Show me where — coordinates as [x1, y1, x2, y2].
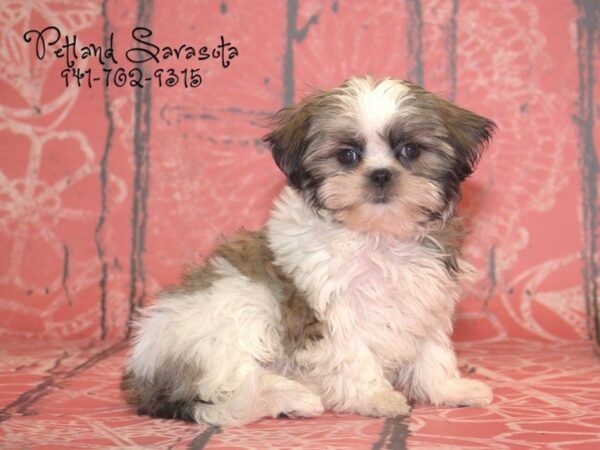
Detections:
[367, 190, 394, 205]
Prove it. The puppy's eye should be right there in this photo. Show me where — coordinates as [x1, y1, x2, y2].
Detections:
[337, 148, 360, 166]
[399, 143, 420, 160]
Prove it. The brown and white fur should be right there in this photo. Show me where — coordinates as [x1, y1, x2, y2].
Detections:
[123, 76, 496, 425]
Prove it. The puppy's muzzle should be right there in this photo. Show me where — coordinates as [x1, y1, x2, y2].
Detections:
[369, 168, 393, 187]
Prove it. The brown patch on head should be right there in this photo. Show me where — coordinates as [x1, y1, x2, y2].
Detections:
[399, 81, 496, 182]
[263, 91, 331, 190]
[264, 76, 495, 238]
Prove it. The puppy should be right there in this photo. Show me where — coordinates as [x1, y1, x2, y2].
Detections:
[123, 76, 496, 425]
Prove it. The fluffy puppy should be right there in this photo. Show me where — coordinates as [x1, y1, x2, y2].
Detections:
[123, 76, 496, 425]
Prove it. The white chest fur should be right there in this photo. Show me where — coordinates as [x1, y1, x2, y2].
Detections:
[267, 187, 465, 369]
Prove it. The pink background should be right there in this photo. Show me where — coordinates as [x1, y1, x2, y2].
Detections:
[1, 0, 597, 346]
[1, 1, 600, 449]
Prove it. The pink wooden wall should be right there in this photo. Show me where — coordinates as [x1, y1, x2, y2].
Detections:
[0, 0, 598, 347]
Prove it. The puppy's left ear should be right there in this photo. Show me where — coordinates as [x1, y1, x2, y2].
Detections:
[263, 92, 325, 189]
[435, 98, 496, 180]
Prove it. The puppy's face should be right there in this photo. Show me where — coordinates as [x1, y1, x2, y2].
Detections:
[264, 77, 495, 237]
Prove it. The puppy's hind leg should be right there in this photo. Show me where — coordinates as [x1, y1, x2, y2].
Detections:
[260, 372, 324, 419]
[195, 369, 324, 425]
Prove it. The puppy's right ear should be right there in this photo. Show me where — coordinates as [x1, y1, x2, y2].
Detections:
[263, 93, 324, 189]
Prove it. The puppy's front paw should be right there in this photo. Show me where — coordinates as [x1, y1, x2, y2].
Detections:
[361, 390, 411, 418]
[436, 379, 493, 407]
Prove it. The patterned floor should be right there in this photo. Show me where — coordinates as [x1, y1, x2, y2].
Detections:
[1, 339, 599, 449]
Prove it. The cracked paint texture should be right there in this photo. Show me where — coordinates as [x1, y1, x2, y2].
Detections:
[0, 0, 593, 345]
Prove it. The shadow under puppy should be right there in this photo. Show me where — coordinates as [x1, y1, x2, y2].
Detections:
[123, 76, 496, 425]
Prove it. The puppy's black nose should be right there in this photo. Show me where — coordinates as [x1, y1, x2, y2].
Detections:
[369, 169, 393, 187]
